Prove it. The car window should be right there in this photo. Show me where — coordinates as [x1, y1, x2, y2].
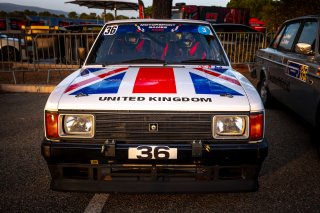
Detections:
[297, 21, 317, 51]
[278, 22, 301, 51]
[87, 23, 228, 66]
[272, 27, 285, 48]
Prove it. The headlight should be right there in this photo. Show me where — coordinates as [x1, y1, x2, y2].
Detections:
[212, 115, 249, 139]
[59, 114, 95, 138]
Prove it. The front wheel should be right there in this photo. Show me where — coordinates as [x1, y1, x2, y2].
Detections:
[1, 46, 20, 61]
[257, 76, 273, 107]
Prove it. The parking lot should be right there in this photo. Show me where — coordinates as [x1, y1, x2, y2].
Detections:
[0, 90, 319, 212]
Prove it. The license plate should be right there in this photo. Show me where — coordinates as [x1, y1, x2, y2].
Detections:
[128, 145, 177, 160]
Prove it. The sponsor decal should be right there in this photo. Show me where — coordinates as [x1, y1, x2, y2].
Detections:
[80, 68, 104, 76]
[194, 67, 241, 86]
[107, 23, 212, 35]
[104, 25, 118, 35]
[190, 73, 242, 96]
[198, 26, 211, 35]
[133, 67, 176, 93]
[99, 96, 213, 102]
[64, 67, 128, 94]
[286, 60, 308, 82]
[65, 67, 244, 97]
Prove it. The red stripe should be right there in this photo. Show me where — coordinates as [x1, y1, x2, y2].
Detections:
[194, 67, 241, 86]
[135, 39, 145, 52]
[133, 67, 176, 93]
[161, 43, 169, 60]
[189, 42, 199, 56]
[64, 67, 128, 93]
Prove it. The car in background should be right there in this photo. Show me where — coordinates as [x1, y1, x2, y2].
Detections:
[0, 33, 27, 61]
[254, 15, 320, 144]
[212, 23, 259, 33]
[212, 24, 266, 63]
[212, 23, 265, 42]
[59, 24, 103, 33]
[42, 19, 268, 193]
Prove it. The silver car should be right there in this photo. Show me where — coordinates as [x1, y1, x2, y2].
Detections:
[254, 15, 320, 140]
[0, 33, 27, 61]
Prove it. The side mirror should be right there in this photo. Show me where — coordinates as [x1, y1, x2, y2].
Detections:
[295, 43, 313, 55]
[78, 47, 86, 65]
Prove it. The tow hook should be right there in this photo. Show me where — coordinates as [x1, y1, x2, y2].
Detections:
[101, 139, 116, 157]
[192, 140, 202, 157]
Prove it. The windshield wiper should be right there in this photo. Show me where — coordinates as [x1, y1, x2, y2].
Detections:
[119, 58, 166, 64]
[180, 59, 224, 65]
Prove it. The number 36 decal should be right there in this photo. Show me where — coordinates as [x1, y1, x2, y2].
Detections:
[128, 146, 177, 160]
[104, 25, 118, 35]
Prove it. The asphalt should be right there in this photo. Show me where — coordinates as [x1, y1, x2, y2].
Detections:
[0, 84, 56, 93]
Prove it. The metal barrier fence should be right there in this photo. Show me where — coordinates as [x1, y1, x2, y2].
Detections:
[0, 31, 270, 84]
[0, 32, 98, 83]
[216, 32, 269, 64]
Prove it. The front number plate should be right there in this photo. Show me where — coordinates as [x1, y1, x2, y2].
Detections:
[128, 145, 177, 160]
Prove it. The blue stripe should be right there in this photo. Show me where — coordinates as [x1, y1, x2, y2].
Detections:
[210, 67, 228, 74]
[71, 72, 126, 95]
[80, 68, 104, 76]
[190, 73, 243, 96]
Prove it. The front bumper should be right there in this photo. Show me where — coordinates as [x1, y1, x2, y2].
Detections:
[42, 139, 268, 192]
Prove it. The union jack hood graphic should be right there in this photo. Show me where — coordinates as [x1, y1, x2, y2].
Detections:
[48, 65, 260, 112]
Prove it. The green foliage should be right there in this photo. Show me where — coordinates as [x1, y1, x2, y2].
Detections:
[39, 11, 52, 17]
[116, 15, 129, 20]
[68, 11, 78, 19]
[104, 12, 115, 21]
[0, 11, 7, 18]
[227, 0, 320, 33]
[144, 6, 152, 18]
[79, 12, 98, 20]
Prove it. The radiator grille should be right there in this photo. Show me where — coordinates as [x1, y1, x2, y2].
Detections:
[94, 111, 213, 143]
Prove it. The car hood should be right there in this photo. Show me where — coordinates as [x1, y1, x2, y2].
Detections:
[50, 66, 251, 112]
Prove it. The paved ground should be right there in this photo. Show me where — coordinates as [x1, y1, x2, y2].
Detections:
[0, 64, 253, 86]
[0, 91, 319, 212]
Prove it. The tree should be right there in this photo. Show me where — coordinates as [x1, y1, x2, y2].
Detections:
[24, 10, 38, 16]
[227, 0, 273, 18]
[0, 11, 7, 18]
[39, 11, 52, 17]
[103, 12, 114, 21]
[79, 13, 89, 20]
[227, 0, 320, 33]
[152, 0, 172, 19]
[116, 15, 129, 20]
[68, 11, 78, 19]
[144, 6, 152, 18]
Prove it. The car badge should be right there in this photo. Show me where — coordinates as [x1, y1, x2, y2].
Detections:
[149, 123, 158, 132]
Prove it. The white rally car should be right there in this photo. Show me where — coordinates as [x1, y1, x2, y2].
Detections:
[42, 19, 268, 192]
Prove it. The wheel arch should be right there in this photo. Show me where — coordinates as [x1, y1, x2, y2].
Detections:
[257, 66, 268, 82]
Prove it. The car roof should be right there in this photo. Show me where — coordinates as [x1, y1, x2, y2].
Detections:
[106, 19, 211, 25]
[212, 23, 257, 32]
[284, 15, 320, 23]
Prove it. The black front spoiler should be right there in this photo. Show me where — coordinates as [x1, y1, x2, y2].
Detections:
[51, 178, 259, 193]
[48, 163, 261, 193]
[42, 139, 268, 192]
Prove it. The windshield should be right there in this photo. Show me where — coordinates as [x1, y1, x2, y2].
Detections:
[86, 22, 228, 66]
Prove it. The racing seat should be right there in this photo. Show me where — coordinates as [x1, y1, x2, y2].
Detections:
[189, 41, 207, 59]
[135, 39, 152, 56]
[110, 38, 126, 55]
[161, 41, 182, 61]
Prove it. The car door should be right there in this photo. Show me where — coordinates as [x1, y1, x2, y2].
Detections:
[283, 19, 319, 124]
[267, 20, 302, 105]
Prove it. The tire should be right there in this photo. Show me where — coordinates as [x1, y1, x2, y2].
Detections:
[311, 108, 320, 158]
[257, 75, 273, 108]
[1, 46, 20, 61]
